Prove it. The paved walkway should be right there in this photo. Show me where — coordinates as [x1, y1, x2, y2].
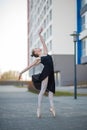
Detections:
[0, 85, 87, 130]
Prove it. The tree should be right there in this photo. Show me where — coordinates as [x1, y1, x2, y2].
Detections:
[1, 71, 19, 80]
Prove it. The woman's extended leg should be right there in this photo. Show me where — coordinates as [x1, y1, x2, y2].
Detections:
[48, 91, 54, 108]
[37, 76, 48, 118]
[48, 91, 56, 117]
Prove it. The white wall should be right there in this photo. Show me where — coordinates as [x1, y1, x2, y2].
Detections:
[52, 0, 76, 54]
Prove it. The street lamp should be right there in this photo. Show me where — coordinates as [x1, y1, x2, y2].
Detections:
[70, 31, 80, 99]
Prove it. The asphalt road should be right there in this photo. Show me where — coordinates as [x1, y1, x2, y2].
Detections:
[0, 85, 87, 130]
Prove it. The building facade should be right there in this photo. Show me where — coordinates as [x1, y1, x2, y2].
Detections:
[28, 0, 76, 57]
[77, 0, 87, 64]
[28, 0, 87, 86]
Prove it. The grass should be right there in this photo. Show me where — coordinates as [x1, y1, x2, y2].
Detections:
[54, 91, 87, 96]
[29, 89, 87, 96]
[16, 85, 87, 96]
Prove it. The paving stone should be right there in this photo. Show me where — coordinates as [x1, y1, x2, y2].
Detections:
[0, 86, 87, 130]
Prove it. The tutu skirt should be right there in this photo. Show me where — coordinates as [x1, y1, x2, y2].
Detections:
[32, 74, 41, 90]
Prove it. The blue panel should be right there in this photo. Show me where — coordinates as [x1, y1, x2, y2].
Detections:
[77, 0, 82, 64]
[77, 40, 82, 64]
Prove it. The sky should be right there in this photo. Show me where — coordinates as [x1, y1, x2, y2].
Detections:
[0, 0, 27, 73]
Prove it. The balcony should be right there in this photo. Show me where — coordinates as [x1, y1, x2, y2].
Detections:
[80, 4, 87, 15]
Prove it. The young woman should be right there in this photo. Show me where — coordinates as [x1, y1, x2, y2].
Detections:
[19, 28, 56, 118]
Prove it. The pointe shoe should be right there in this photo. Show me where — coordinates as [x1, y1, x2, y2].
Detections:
[37, 108, 41, 118]
[50, 108, 56, 117]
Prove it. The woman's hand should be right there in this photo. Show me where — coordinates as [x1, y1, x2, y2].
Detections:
[18, 73, 22, 80]
[39, 28, 43, 35]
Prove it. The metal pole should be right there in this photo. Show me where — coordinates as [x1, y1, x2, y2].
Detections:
[74, 41, 77, 99]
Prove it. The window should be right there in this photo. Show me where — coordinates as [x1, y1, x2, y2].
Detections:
[49, 10, 52, 21]
[82, 15, 85, 30]
[49, 40, 52, 50]
[47, 15, 49, 25]
[47, 40, 52, 51]
[50, 25, 52, 36]
[44, 19, 46, 28]
[38, 7, 40, 14]
[46, 29, 48, 39]
[44, 32, 46, 41]
[44, 6, 46, 14]
[30, 0, 33, 10]
[46, 0, 49, 10]
[50, 0, 52, 5]
[82, 38, 87, 56]
[81, 0, 87, 8]
[81, 12, 87, 30]
[47, 42, 49, 51]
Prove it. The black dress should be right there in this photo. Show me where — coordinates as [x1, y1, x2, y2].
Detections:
[32, 54, 55, 94]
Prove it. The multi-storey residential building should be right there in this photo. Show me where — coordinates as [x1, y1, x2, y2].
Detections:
[29, 0, 75, 56]
[77, 0, 87, 64]
[28, 0, 87, 86]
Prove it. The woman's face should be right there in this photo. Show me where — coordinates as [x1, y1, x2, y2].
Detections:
[34, 48, 42, 56]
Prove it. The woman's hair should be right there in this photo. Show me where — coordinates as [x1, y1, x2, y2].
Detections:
[31, 49, 39, 57]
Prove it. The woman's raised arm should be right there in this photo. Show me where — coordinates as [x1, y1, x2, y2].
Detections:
[39, 28, 48, 55]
